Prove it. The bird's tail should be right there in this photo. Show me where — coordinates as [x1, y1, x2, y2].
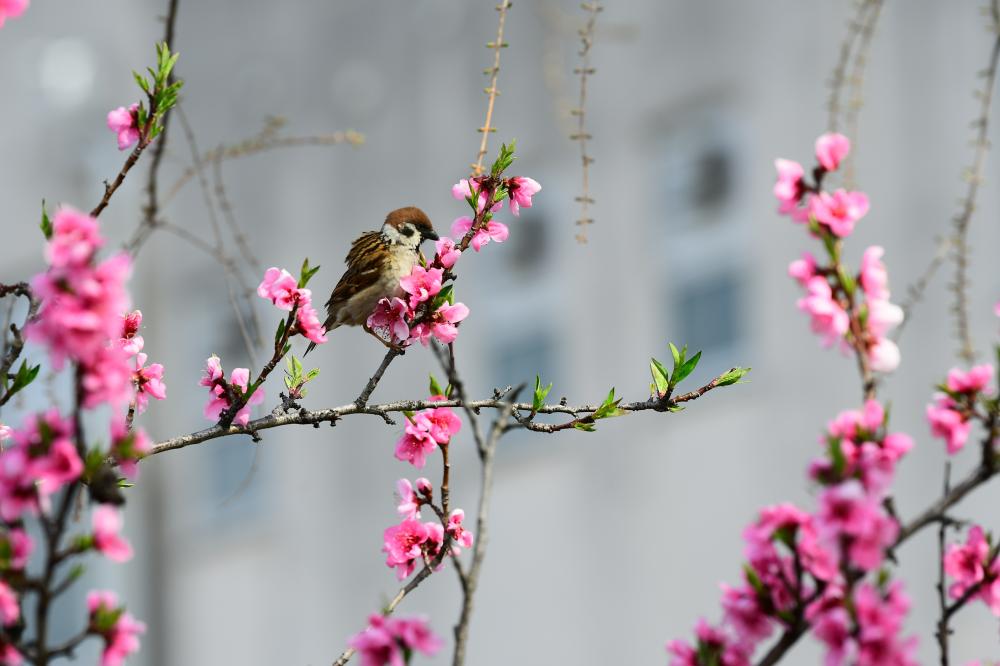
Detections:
[304, 319, 337, 356]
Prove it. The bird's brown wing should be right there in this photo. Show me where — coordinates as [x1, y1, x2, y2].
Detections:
[324, 231, 388, 324]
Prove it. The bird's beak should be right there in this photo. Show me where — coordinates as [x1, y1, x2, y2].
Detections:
[423, 229, 439, 241]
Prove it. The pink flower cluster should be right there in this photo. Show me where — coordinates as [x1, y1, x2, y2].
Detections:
[788, 245, 903, 372]
[0, 0, 28, 28]
[92, 505, 133, 563]
[27, 208, 135, 407]
[668, 401, 917, 665]
[200, 355, 265, 427]
[926, 364, 995, 454]
[109, 416, 151, 480]
[367, 261, 470, 348]
[106, 104, 140, 151]
[944, 525, 1000, 615]
[0, 410, 82, 521]
[394, 401, 462, 468]
[347, 614, 442, 666]
[449, 175, 539, 252]
[257, 267, 328, 345]
[87, 590, 146, 666]
[384, 476, 473, 579]
[116, 311, 167, 414]
[774, 133, 868, 236]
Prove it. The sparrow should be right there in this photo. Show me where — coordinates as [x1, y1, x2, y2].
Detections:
[305, 207, 438, 354]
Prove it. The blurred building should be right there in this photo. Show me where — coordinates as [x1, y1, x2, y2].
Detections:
[1, 1, 1000, 664]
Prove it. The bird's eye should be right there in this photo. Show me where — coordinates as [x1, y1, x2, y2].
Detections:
[400, 226, 415, 237]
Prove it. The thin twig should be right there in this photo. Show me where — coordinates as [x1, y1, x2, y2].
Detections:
[571, 1, 602, 243]
[147, 367, 740, 457]
[935, 463, 953, 666]
[841, 0, 884, 189]
[951, 0, 1000, 363]
[471, 1, 512, 176]
[0, 283, 40, 408]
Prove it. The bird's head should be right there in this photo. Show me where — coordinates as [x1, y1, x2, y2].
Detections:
[382, 207, 438, 249]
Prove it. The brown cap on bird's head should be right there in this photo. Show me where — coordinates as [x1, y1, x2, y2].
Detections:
[385, 206, 438, 241]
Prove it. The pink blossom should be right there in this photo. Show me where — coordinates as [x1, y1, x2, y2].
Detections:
[107, 103, 140, 151]
[0, 0, 29, 28]
[92, 505, 133, 562]
[201, 357, 264, 426]
[720, 582, 773, 645]
[853, 581, 918, 666]
[396, 479, 421, 520]
[0, 643, 19, 666]
[927, 396, 972, 454]
[81, 345, 134, 408]
[944, 525, 990, 598]
[367, 297, 411, 343]
[797, 276, 849, 346]
[866, 299, 903, 338]
[415, 477, 432, 495]
[88, 591, 145, 666]
[787, 252, 817, 286]
[399, 266, 443, 310]
[434, 236, 461, 269]
[423, 404, 461, 444]
[409, 302, 470, 346]
[451, 178, 483, 209]
[132, 352, 166, 413]
[946, 364, 994, 394]
[507, 176, 541, 216]
[45, 207, 104, 268]
[394, 415, 438, 468]
[2, 529, 33, 570]
[451, 216, 509, 251]
[118, 310, 144, 355]
[867, 337, 900, 374]
[348, 614, 442, 666]
[0, 582, 18, 626]
[797, 519, 840, 582]
[859, 246, 890, 301]
[257, 267, 299, 310]
[447, 509, 474, 552]
[382, 519, 433, 580]
[295, 295, 328, 345]
[809, 190, 869, 237]
[668, 619, 751, 666]
[110, 417, 151, 480]
[773, 158, 806, 220]
[815, 133, 850, 172]
[31, 439, 84, 496]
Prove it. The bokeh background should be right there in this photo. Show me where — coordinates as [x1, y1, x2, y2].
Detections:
[2, 1, 1000, 664]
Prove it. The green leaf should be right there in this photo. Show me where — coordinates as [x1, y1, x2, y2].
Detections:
[490, 140, 517, 176]
[592, 387, 626, 420]
[669, 342, 683, 368]
[274, 319, 286, 345]
[429, 374, 445, 397]
[39, 201, 52, 240]
[671, 350, 702, 386]
[299, 258, 321, 288]
[573, 421, 596, 432]
[532, 375, 553, 412]
[837, 266, 856, 297]
[7, 360, 41, 397]
[304, 368, 320, 381]
[829, 436, 846, 477]
[431, 284, 454, 310]
[716, 367, 751, 387]
[650, 358, 670, 395]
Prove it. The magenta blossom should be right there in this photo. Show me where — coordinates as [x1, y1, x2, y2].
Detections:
[434, 236, 461, 269]
[451, 216, 509, 251]
[409, 302, 470, 346]
[45, 207, 104, 268]
[0, 0, 28, 28]
[256, 267, 299, 310]
[132, 352, 166, 413]
[773, 158, 807, 221]
[87, 590, 146, 666]
[109, 417, 151, 481]
[118, 310, 144, 355]
[0, 582, 18, 627]
[200, 356, 264, 426]
[92, 505, 133, 563]
[1, 529, 33, 570]
[367, 297, 411, 343]
[294, 294, 328, 344]
[944, 525, 991, 599]
[447, 509, 474, 552]
[796, 276, 849, 346]
[382, 518, 442, 580]
[787, 252, 817, 286]
[394, 415, 438, 468]
[815, 132, 850, 172]
[927, 396, 972, 455]
[423, 404, 461, 444]
[809, 189, 869, 237]
[507, 176, 541, 216]
[348, 614, 442, 666]
[946, 364, 994, 394]
[395, 479, 422, 520]
[859, 246, 890, 301]
[399, 266, 443, 310]
[106, 103, 140, 151]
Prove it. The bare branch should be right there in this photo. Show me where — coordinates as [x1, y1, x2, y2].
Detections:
[571, 1, 602, 243]
[471, 1, 512, 176]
